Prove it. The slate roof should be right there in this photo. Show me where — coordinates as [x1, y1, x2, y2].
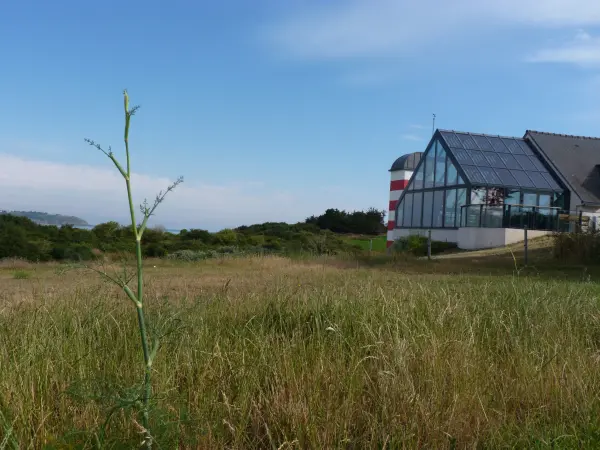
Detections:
[525, 131, 600, 205]
[389, 152, 423, 171]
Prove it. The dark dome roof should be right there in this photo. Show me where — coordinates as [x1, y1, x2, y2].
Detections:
[390, 152, 423, 171]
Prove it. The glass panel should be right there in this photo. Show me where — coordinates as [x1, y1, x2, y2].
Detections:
[486, 187, 506, 205]
[478, 166, 502, 185]
[488, 136, 510, 153]
[523, 192, 537, 206]
[452, 148, 474, 165]
[504, 189, 521, 228]
[456, 188, 467, 227]
[529, 156, 548, 172]
[457, 174, 465, 185]
[456, 133, 478, 149]
[412, 163, 424, 190]
[527, 172, 551, 189]
[542, 172, 561, 190]
[424, 143, 436, 188]
[495, 168, 519, 186]
[462, 165, 486, 184]
[537, 193, 554, 229]
[498, 153, 521, 170]
[472, 135, 493, 151]
[435, 147, 447, 187]
[518, 140, 534, 155]
[411, 192, 423, 227]
[432, 190, 444, 227]
[395, 198, 404, 227]
[483, 152, 506, 168]
[402, 193, 413, 227]
[553, 192, 567, 209]
[422, 191, 433, 228]
[502, 138, 525, 154]
[444, 189, 457, 227]
[505, 189, 520, 205]
[466, 150, 490, 166]
[471, 187, 487, 204]
[441, 131, 463, 148]
[446, 158, 458, 185]
[511, 170, 535, 188]
[514, 154, 536, 171]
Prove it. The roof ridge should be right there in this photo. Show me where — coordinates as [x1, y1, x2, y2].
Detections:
[437, 128, 522, 140]
[526, 130, 600, 141]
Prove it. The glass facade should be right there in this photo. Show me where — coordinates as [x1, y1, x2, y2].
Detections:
[394, 131, 566, 230]
[395, 138, 469, 229]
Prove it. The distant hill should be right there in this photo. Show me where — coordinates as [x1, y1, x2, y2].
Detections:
[0, 210, 89, 226]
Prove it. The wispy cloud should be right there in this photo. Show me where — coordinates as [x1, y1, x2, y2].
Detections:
[267, 0, 600, 60]
[409, 124, 427, 130]
[401, 134, 423, 142]
[527, 30, 600, 65]
[0, 153, 344, 230]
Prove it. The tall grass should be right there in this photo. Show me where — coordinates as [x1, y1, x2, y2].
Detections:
[2, 256, 600, 447]
[553, 230, 600, 263]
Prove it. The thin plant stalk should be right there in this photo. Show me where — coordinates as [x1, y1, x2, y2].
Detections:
[85, 90, 183, 448]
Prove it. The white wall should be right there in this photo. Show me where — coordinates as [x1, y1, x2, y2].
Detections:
[390, 227, 550, 250]
[457, 227, 550, 250]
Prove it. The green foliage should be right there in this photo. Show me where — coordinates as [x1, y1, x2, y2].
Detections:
[306, 207, 386, 235]
[552, 231, 600, 263]
[12, 270, 31, 280]
[392, 235, 457, 256]
[0, 212, 364, 261]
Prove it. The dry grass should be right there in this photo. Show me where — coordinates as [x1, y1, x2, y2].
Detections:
[2, 255, 600, 448]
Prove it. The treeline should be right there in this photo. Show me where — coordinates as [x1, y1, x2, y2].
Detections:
[305, 208, 386, 235]
[0, 215, 365, 262]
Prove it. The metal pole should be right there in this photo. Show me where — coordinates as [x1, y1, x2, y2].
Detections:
[524, 226, 528, 266]
[427, 229, 432, 260]
[369, 239, 373, 255]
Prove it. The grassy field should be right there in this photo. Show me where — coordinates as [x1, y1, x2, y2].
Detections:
[2, 253, 600, 448]
[347, 235, 387, 252]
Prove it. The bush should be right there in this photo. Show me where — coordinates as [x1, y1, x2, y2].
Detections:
[13, 270, 31, 280]
[392, 235, 457, 256]
[552, 231, 600, 263]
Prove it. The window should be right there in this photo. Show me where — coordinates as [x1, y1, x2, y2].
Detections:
[432, 190, 444, 227]
[413, 164, 424, 190]
[435, 146, 447, 187]
[395, 199, 404, 227]
[412, 192, 423, 227]
[422, 191, 433, 227]
[523, 192, 537, 207]
[456, 188, 467, 227]
[446, 158, 458, 185]
[471, 187, 487, 204]
[444, 189, 457, 227]
[402, 193, 413, 227]
[424, 142, 436, 188]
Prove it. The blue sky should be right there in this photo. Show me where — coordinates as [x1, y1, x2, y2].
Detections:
[2, 0, 600, 230]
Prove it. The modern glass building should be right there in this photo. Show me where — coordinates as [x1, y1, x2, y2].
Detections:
[387, 129, 600, 249]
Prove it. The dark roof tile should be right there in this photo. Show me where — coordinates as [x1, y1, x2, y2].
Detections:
[525, 131, 600, 205]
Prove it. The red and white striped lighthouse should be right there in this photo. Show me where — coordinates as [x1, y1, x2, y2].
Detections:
[386, 152, 423, 249]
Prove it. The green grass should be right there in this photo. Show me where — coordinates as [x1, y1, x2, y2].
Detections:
[347, 234, 387, 252]
[11, 270, 31, 280]
[2, 255, 600, 448]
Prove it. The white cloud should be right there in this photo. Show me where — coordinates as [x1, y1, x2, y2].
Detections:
[528, 30, 600, 65]
[401, 134, 423, 142]
[267, 0, 600, 60]
[0, 153, 348, 231]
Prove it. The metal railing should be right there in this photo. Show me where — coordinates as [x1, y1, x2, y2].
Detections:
[460, 204, 597, 232]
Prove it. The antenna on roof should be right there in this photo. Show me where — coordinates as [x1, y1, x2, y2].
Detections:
[432, 113, 436, 137]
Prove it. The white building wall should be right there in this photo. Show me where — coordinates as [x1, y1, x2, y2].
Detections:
[388, 227, 550, 251]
